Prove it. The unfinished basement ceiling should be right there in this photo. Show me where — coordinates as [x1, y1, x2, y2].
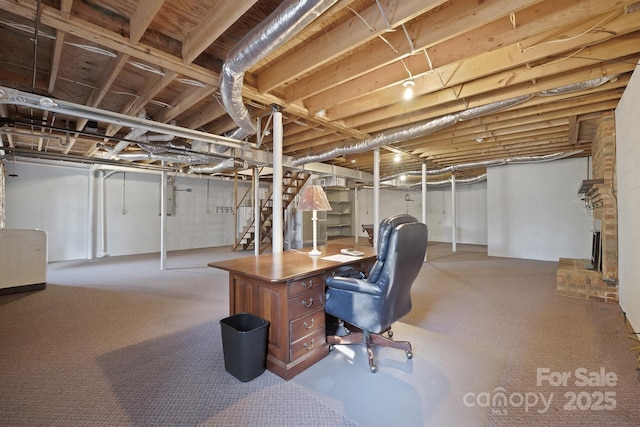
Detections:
[1, 0, 639, 183]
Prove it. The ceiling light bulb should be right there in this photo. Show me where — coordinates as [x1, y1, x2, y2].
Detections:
[403, 79, 415, 100]
[394, 154, 401, 162]
[400, 174, 407, 181]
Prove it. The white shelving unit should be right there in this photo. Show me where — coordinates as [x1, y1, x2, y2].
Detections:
[326, 189, 352, 238]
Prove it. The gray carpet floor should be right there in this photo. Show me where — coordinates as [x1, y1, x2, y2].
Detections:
[1, 240, 639, 426]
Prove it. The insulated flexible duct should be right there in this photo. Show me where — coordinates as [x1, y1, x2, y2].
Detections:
[381, 150, 583, 184]
[291, 95, 533, 166]
[189, 158, 248, 174]
[220, 0, 338, 141]
[291, 76, 613, 167]
[116, 151, 215, 165]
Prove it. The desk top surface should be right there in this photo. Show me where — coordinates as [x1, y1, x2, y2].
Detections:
[208, 244, 376, 282]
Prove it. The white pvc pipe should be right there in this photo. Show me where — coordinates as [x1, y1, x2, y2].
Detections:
[98, 170, 119, 257]
[422, 163, 428, 261]
[160, 167, 167, 269]
[272, 111, 283, 253]
[99, 171, 106, 257]
[254, 167, 260, 257]
[87, 165, 96, 259]
[354, 187, 358, 245]
[451, 174, 457, 253]
[373, 148, 380, 248]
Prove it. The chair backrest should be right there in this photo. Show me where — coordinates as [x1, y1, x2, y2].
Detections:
[370, 214, 428, 329]
[367, 214, 421, 283]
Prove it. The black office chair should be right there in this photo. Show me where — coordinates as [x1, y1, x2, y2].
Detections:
[325, 214, 428, 372]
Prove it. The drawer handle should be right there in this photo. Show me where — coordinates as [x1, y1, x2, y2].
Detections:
[303, 318, 315, 329]
[301, 279, 313, 289]
[303, 339, 315, 351]
[301, 297, 314, 308]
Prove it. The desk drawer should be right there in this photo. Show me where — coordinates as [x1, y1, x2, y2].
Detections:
[290, 308, 325, 343]
[288, 274, 323, 297]
[289, 287, 324, 319]
[290, 328, 326, 362]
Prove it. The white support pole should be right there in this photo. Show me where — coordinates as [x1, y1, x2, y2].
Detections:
[354, 187, 359, 245]
[272, 110, 283, 253]
[98, 170, 114, 258]
[87, 165, 96, 259]
[160, 166, 167, 269]
[422, 163, 428, 261]
[254, 167, 260, 257]
[451, 174, 457, 253]
[373, 148, 380, 248]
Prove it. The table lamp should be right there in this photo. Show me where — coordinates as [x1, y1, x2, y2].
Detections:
[297, 185, 332, 256]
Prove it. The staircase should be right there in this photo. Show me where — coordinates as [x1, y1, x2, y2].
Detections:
[233, 170, 311, 252]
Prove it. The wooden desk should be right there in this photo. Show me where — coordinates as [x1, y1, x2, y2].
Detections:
[209, 244, 376, 380]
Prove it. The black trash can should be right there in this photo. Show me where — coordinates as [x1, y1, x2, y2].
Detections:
[220, 313, 269, 382]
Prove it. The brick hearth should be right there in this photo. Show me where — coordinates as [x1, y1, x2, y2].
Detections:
[557, 258, 618, 303]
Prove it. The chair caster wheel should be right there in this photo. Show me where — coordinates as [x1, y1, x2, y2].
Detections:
[370, 364, 378, 373]
[387, 330, 393, 338]
[329, 344, 335, 352]
[406, 350, 413, 359]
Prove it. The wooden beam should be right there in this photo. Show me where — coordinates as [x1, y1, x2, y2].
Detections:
[286, 0, 544, 103]
[568, 115, 579, 145]
[182, 98, 228, 130]
[305, 1, 636, 115]
[157, 85, 216, 123]
[257, 0, 448, 93]
[129, 0, 166, 45]
[59, 0, 72, 19]
[327, 20, 640, 121]
[182, 0, 257, 64]
[344, 58, 637, 130]
[47, 31, 65, 94]
[0, 0, 220, 86]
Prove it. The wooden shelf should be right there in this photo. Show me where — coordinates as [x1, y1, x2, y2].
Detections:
[326, 189, 352, 237]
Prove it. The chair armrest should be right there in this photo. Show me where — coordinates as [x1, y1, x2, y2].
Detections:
[325, 276, 381, 296]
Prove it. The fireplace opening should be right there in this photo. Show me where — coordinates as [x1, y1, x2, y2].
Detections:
[588, 230, 602, 272]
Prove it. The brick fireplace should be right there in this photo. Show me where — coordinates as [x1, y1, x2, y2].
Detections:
[557, 112, 618, 303]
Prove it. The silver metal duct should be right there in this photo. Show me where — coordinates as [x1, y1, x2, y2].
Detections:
[189, 158, 248, 174]
[0, 86, 252, 151]
[291, 95, 533, 166]
[411, 174, 488, 188]
[220, 0, 339, 141]
[539, 75, 612, 96]
[110, 111, 148, 158]
[291, 74, 613, 167]
[360, 174, 487, 189]
[116, 151, 216, 165]
[382, 150, 583, 182]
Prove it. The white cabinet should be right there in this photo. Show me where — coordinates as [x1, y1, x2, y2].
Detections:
[0, 229, 47, 294]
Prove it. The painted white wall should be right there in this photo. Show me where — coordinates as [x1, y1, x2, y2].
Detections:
[5, 161, 243, 261]
[100, 172, 237, 256]
[615, 61, 640, 334]
[355, 181, 488, 245]
[487, 158, 593, 261]
[6, 162, 90, 262]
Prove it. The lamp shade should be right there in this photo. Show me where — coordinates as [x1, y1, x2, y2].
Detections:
[297, 185, 332, 211]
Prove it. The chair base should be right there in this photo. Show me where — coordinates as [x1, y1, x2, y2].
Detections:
[327, 329, 413, 373]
